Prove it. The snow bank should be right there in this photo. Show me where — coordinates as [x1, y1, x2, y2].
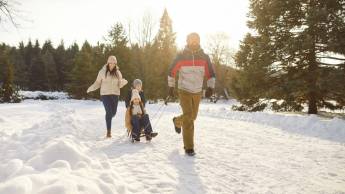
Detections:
[19, 91, 69, 100]
[27, 139, 92, 171]
[200, 105, 345, 143]
[0, 102, 127, 194]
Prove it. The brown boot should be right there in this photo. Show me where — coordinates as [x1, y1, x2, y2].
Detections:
[106, 129, 112, 138]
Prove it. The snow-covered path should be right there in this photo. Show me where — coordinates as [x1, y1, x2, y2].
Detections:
[0, 100, 344, 194]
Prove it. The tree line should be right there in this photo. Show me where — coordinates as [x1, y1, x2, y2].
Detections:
[3, 0, 343, 115]
[0, 9, 236, 102]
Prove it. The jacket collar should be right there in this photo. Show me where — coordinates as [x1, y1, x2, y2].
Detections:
[183, 46, 203, 55]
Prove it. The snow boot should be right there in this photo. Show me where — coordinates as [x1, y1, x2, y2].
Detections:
[131, 133, 140, 143]
[173, 117, 181, 134]
[145, 134, 152, 141]
[151, 132, 158, 138]
[185, 149, 196, 156]
[131, 137, 140, 143]
[106, 129, 112, 138]
[145, 132, 158, 141]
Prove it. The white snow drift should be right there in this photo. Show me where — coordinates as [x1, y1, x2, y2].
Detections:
[0, 99, 344, 194]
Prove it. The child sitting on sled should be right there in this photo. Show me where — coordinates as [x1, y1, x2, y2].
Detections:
[125, 86, 157, 142]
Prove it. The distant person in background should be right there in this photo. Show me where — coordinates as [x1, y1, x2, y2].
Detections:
[168, 32, 216, 156]
[87, 55, 128, 138]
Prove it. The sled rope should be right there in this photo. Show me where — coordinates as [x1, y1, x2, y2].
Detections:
[143, 96, 170, 132]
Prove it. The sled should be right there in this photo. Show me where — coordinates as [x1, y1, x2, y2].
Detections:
[127, 128, 158, 138]
[125, 108, 158, 140]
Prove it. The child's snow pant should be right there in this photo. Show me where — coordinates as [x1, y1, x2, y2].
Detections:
[174, 89, 202, 150]
[131, 114, 153, 139]
[101, 95, 119, 130]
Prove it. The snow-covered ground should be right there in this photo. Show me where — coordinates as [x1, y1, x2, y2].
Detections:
[19, 91, 69, 100]
[0, 99, 344, 194]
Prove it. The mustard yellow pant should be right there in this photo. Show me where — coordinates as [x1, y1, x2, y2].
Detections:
[174, 90, 201, 150]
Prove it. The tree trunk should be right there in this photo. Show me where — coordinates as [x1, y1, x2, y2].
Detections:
[307, 40, 318, 114]
[307, 91, 317, 114]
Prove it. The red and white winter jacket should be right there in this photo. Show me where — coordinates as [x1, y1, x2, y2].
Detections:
[168, 47, 216, 94]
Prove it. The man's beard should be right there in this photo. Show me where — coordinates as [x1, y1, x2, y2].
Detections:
[188, 44, 200, 51]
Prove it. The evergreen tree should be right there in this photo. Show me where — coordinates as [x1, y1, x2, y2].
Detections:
[66, 41, 96, 99]
[63, 42, 79, 90]
[24, 40, 33, 71]
[0, 47, 21, 103]
[93, 42, 107, 72]
[107, 23, 128, 48]
[29, 40, 48, 91]
[42, 40, 58, 90]
[0, 44, 7, 83]
[54, 41, 67, 90]
[155, 9, 176, 52]
[128, 44, 142, 81]
[232, 34, 273, 103]
[12, 42, 29, 89]
[235, 0, 345, 114]
[150, 8, 177, 99]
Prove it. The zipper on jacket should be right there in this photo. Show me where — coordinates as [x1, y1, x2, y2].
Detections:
[192, 51, 195, 66]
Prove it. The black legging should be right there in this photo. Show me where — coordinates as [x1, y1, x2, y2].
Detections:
[101, 95, 119, 130]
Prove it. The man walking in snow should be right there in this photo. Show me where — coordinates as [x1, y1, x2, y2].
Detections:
[168, 32, 216, 156]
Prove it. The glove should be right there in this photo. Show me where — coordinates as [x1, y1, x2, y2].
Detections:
[205, 87, 213, 98]
[168, 87, 175, 98]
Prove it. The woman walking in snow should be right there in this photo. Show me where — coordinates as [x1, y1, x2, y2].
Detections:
[87, 55, 128, 138]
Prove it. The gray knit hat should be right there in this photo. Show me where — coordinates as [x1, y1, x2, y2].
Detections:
[132, 79, 142, 88]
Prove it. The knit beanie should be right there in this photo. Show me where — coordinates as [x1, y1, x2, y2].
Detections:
[132, 79, 142, 88]
[107, 55, 117, 64]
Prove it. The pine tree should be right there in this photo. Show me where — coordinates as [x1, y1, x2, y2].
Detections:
[155, 9, 176, 52]
[235, 0, 345, 114]
[29, 40, 48, 91]
[63, 43, 79, 90]
[0, 44, 7, 83]
[66, 41, 96, 99]
[234, 34, 273, 99]
[107, 23, 128, 48]
[0, 47, 21, 103]
[24, 40, 33, 72]
[54, 41, 67, 91]
[151, 8, 177, 99]
[12, 42, 29, 89]
[42, 40, 58, 90]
